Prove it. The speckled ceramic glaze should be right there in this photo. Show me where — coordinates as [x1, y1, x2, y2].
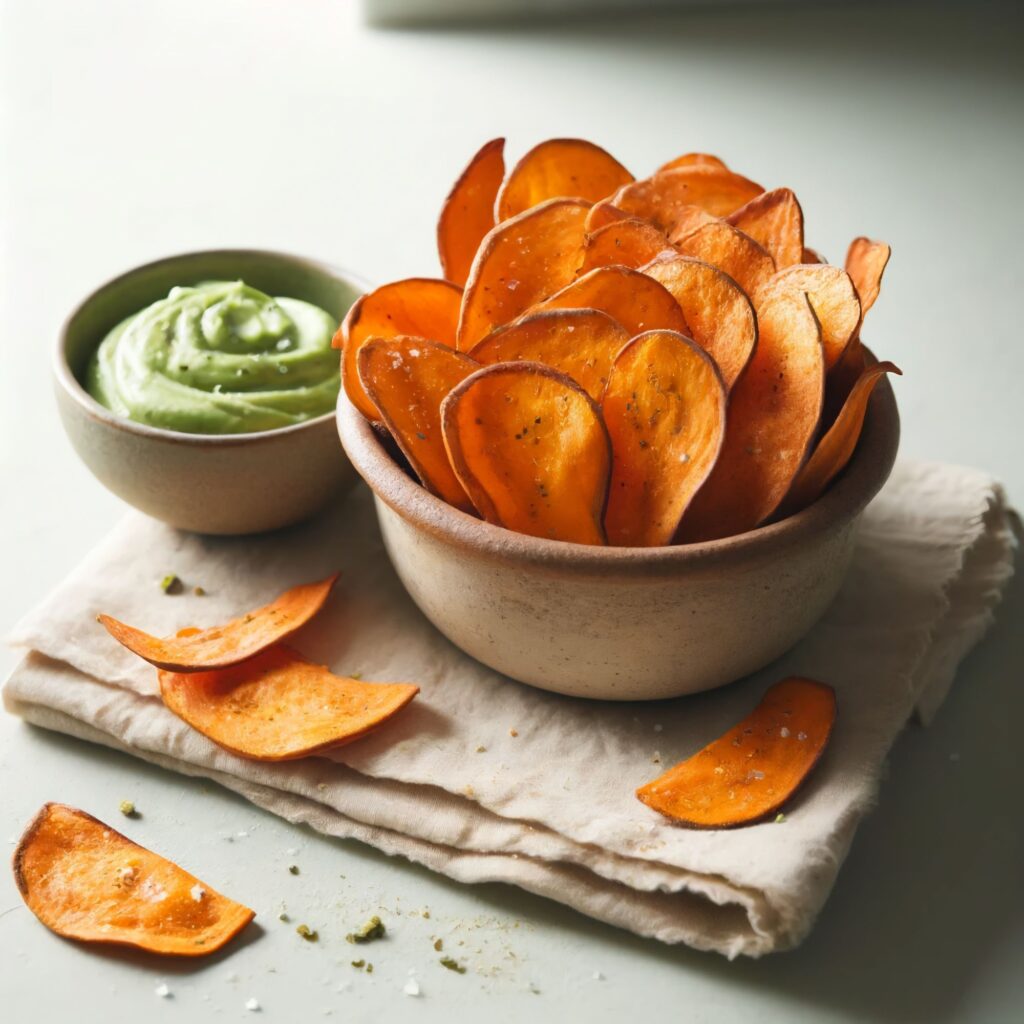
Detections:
[56, 250, 369, 535]
[337, 362, 899, 701]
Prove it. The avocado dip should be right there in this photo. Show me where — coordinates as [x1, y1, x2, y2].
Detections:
[86, 280, 340, 434]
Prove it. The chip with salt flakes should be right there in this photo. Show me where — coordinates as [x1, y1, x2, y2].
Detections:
[13, 803, 254, 955]
[636, 678, 836, 827]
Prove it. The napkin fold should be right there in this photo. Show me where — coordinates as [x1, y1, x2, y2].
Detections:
[4, 460, 1015, 958]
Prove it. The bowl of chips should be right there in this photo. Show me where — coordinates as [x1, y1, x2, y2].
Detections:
[335, 140, 901, 699]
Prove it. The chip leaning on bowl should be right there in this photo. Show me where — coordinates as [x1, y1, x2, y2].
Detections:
[336, 138, 901, 549]
[87, 279, 340, 435]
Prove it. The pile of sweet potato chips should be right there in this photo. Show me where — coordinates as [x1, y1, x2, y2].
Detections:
[338, 139, 900, 546]
[99, 573, 419, 760]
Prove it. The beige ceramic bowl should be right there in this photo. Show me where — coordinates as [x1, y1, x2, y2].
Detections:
[56, 250, 368, 535]
[338, 366, 899, 701]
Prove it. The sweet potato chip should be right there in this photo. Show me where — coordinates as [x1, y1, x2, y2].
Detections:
[610, 166, 764, 234]
[13, 803, 254, 955]
[441, 363, 611, 545]
[495, 138, 633, 222]
[726, 187, 804, 268]
[642, 255, 757, 389]
[469, 308, 629, 400]
[672, 219, 777, 298]
[656, 152, 730, 173]
[338, 279, 463, 419]
[667, 204, 717, 241]
[636, 678, 836, 827]
[456, 198, 590, 350]
[437, 137, 505, 287]
[580, 218, 673, 272]
[678, 290, 824, 541]
[357, 337, 479, 511]
[159, 645, 419, 761]
[585, 200, 629, 232]
[782, 361, 901, 514]
[756, 264, 861, 369]
[802, 247, 826, 264]
[532, 265, 690, 339]
[99, 573, 338, 672]
[601, 331, 726, 547]
[845, 237, 891, 317]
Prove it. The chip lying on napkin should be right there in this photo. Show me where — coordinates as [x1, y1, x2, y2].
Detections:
[4, 460, 1015, 958]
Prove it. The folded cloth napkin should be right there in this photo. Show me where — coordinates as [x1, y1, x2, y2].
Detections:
[4, 460, 1015, 958]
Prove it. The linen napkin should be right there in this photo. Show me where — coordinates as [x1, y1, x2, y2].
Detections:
[3, 460, 1015, 958]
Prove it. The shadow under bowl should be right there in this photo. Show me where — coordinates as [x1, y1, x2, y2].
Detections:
[55, 249, 369, 535]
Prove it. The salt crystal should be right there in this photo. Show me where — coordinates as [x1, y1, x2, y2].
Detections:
[190, 884, 206, 901]
[155, 983, 171, 998]
[797, 732, 808, 741]
[780, 727, 790, 738]
[403, 979, 422, 997]
[245, 997, 261, 1011]
[592, 970, 604, 980]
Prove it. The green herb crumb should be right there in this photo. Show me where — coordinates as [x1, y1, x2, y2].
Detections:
[288, 864, 299, 875]
[160, 574, 183, 594]
[278, 912, 290, 922]
[350, 959, 365, 969]
[349, 671, 362, 680]
[433, 938, 443, 952]
[193, 585, 206, 596]
[775, 813, 786, 824]
[296, 924, 318, 942]
[346, 915, 385, 944]
[366, 963, 374, 974]
[439, 956, 466, 974]
[118, 800, 137, 818]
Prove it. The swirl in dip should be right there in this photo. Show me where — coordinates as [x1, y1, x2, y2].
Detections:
[86, 280, 340, 434]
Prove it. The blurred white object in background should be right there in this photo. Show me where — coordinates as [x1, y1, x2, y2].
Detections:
[361, 0, 758, 26]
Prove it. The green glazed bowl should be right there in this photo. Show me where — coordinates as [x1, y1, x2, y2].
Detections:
[55, 249, 367, 535]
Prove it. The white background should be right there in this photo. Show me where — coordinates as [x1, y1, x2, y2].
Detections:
[1, 1, 1022, 1021]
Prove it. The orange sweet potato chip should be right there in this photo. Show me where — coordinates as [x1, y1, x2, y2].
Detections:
[642, 255, 757, 389]
[441, 363, 611, 545]
[495, 138, 633, 222]
[357, 337, 479, 511]
[13, 803, 254, 955]
[782, 361, 901, 515]
[99, 573, 338, 672]
[756, 264, 861, 370]
[636, 678, 836, 828]
[532, 264, 690, 339]
[845, 237, 891, 317]
[656, 152, 730, 173]
[585, 200, 629, 232]
[601, 331, 726, 547]
[671, 219, 777, 298]
[580, 218, 673, 272]
[802, 246, 826, 264]
[667, 204, 717, 241]
[610, 166, 764, 234]
[456, 198, 590, 350]
[678, 290, 824, 541]
[159, 645, 419, 761]
[726, 187, 804, 269]
[437, 137, 505, 287]
[338, 278, 463, 419]
[469, 308, 629, 400]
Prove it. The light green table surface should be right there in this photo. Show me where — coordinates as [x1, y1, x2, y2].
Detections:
[1, 1, 1021, 1020]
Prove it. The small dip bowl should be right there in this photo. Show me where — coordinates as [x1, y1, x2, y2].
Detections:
[56, 249, 367, 535]
[337, 365, 899, 700]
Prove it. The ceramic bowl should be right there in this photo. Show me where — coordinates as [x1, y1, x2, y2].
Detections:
[337, 363, 899, 701]
[55, 249, 368, 535]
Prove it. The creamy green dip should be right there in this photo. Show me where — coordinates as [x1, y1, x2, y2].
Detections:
[86, 280, 340, 434]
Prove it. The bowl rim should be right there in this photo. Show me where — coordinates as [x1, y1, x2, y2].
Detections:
[54, 247, 373, 447]
[336, 350, 900, 577]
